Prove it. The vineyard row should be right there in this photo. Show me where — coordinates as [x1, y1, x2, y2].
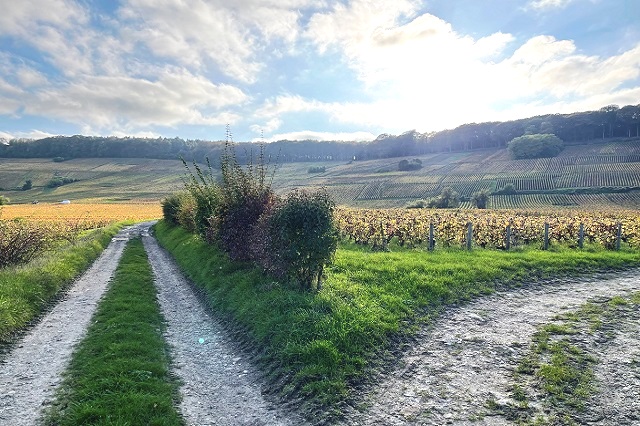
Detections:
[336, 208, 640, 251]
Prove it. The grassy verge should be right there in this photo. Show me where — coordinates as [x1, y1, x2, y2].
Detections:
[153, 220, 640, 419]
[506, 293, 640, 425]
[0, 223, 123, 344]
[45, 238, 183, 426]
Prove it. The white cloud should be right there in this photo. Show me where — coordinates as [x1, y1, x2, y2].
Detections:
[119, 0, 319, 83]
[25, 69, 248, 131]
[296, 1, 640, 133]
[527, 0, 574, 10]
[0, 0, 87, 36]
[256, 94, 332, 117]
[305, 0, 419, 55]
[0, 130, 57, 140]
[110, 130, 163, 138]
[250, 118, 283, 134]
[264, 130, 376, 142]
[16, 67, 48, 88]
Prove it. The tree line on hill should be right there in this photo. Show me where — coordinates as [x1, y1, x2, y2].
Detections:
[0, 104, 638, 165]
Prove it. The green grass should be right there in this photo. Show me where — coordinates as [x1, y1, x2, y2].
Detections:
[45, 238, 183, 426]
[0, 223, 122, 344]
[153, 220, 640, 418]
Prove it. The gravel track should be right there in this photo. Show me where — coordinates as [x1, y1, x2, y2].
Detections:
[3, 223, 639, 426]
[143, 233, 305, 426]
[340, 270, 640, 425]
[578, 299, 640, 424]
[0, 223, 150, 426]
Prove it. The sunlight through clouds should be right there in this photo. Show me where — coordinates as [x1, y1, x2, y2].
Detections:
[0, 0, 637, 140]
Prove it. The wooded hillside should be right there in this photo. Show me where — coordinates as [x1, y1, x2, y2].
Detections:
[1, 104, 638, 164]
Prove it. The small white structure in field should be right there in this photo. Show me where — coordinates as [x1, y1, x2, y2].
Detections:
[60, 200, 71, 204]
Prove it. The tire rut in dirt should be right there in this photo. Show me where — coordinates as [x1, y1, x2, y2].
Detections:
[0, 223, 150, 426]
[143, 235, 305, 426]
[340, 270, 640, 426]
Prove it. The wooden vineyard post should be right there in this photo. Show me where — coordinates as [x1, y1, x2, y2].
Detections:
[616, 222, 622, 250]
[467, 222, 473, 251]
[505, 224, 512, 250]
[578, 223, 584, 249]
[543, 222, 549, 250]
[428, 222, 435, 251]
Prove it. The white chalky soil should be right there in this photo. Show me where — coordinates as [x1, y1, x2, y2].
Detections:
[0, 223, 151, 426]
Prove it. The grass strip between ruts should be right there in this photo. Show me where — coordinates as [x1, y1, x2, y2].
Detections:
[0, 223, 123, 344]
[45, 237, 183, 426]
[153, 220, 640, 420]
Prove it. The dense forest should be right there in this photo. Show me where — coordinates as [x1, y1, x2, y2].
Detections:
[1, 104, 638, 164]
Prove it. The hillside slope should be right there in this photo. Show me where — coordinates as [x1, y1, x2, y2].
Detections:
[1, 138, 639, 210]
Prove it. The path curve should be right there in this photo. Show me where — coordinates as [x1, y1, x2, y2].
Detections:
[340, 270, 640, 425]
[143, 233, 305, 426]
[0, 223, 151, 426]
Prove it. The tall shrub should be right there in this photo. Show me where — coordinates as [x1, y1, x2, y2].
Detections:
[161, 192, 184, 225]
[471, 189, 490, 209]
[182, 159, 221, 242]
[266, 189, 338, 291]
[217, 140, 276, 261]
[428, 186, 460, 208]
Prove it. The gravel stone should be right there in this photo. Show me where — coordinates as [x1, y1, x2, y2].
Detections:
[340, 270, 640, 425]
[143, 233, 305, 426]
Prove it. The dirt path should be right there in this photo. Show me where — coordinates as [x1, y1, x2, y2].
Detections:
[340, 270, 640, 425]
[0, 223, 151, 426]
[143, 234, 305, 426]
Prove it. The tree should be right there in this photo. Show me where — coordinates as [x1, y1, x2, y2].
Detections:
[22, 180, 32, 191]
[427, 187, 460, 208]
[600, 104, 620, 138]
[508, 134, 564, 159]
[494, 183, 517, 195]
[471, 189, 490, 209]
[0, 195, 9, 205]
[398, 158, 422, 171]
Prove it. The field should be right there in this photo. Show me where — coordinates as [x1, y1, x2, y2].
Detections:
[2, 138, 640, 424]
[0, 202, 162, 224]
[2, 137, 640, 210]
[336, 208, 640, 250]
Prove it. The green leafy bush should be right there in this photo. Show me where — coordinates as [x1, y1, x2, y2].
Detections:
[427, 186, 460, 208]
[0, 195, 8, 205]
[174, 132, 339, 292]
[161, 191, 189, 225]
[46, 176, 76, 188]
[182, 159, 221, 241]
[175, 192, 197, 232]
[471, 189, 490, 209]
[494, 183, 517, 195]
[22, 179, 32, 191]
[508, 133, 564, 159]
[405, 199, 428, 209]
[266, 189, 338, 291]
[217, 141, 276, 261]
[398, 158, 422, 171]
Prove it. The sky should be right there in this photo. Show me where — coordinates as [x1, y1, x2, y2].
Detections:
[0, 0, 639, 143]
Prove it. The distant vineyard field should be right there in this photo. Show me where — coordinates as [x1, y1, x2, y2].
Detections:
[0, 202, 161, 224]
[2, 139, 640, 210]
